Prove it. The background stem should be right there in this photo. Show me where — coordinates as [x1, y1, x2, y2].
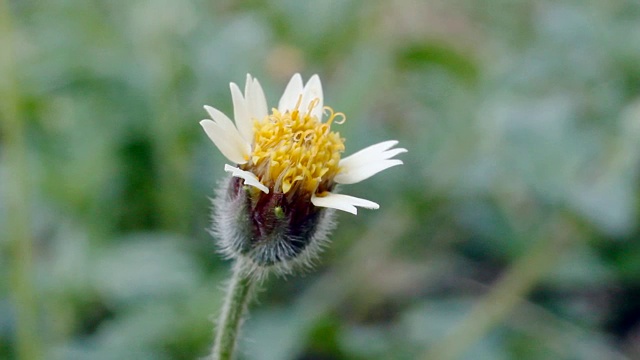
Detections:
[423, 219, 575, 360]
[211, 259, 257, 360]
[0, 1, 41, 359]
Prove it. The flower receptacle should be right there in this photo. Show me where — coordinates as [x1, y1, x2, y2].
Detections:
[213, 176, 335, 274]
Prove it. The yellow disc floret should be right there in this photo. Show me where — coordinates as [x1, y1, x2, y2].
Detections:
[246, 97, 345, 196]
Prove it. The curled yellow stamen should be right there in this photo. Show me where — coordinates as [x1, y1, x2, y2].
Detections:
[323, 106, 347, 126]
[247, 99, 345, 195]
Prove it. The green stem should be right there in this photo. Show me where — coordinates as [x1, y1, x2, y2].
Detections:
[0, 1, 41, 359]
[211, 259, 257, 360]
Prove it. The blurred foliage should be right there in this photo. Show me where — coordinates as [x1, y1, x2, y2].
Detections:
[1, 0, 640, 359]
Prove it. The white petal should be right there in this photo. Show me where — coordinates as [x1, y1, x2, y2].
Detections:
[248, 78, 268, 121]
[200, 120, 248, 164]
[204, 106, 240, 139]
[300, 74, 323, 120]
[335, 159, 403, 184]
[244, 74, 253, 98]
[336, 140, 406, 184]
[204, 105, 251, 154]
[230, 82, 253, 142]
[311, 193, 379, 215]
[339, 140, 400, 170]
[224, 164, 269, 193]
[278, 73, 303, 112]
[379, 148, 408, 161]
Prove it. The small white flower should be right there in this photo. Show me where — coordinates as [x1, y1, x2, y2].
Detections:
[201, 73, 406, 215]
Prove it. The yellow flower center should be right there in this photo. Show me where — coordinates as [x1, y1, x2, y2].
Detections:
[246, 97, 345, 195]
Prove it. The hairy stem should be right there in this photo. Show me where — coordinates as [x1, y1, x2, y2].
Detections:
[211, 259, 257, 360]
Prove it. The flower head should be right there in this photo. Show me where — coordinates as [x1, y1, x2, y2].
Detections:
[201, 74, 405, 273]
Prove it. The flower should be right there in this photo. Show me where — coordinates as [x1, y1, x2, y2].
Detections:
[201, 73, 406, 213]
[201, 74, 406, 272]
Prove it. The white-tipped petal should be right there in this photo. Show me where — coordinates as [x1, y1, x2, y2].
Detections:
[203, 106, 239, 138]
[336, 140, 406, 184]
[203, 105, 251, 156]
[224, 164, 269, 193]
[244, 74, 253, 98]
[335, 159, 403, 184]
[300, 74, 323, 119]
[230, 82, 253, 142]
[380, 148, 409, 160]
[200, 120, 248, 164]
[278, 73, 303, 112]
[249, 78, 268, 121]
[339, 140, 400, 169]
[311, 193, 379, 215]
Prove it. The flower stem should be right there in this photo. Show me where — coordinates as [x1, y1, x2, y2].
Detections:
[211, 259, 257, 360]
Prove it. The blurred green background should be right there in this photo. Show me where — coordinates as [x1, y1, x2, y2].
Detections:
[2, 0, 640, 359]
